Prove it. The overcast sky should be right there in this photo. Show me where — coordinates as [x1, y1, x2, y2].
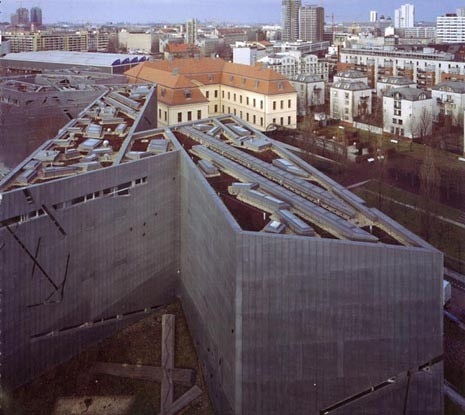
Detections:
[1, 0, 461, 24]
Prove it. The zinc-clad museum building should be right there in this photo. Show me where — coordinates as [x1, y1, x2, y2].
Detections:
[0, 81, 443, 414]
[0, 51, 149, 74]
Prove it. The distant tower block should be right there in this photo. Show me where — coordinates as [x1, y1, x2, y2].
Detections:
[370, 10, 378, 22]
[30, 7, 43, 28]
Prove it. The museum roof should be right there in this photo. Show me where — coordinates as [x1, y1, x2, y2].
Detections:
[1, 51, 150, 67]
[0, 97, 431, 249]
[0, 84, 176, 191]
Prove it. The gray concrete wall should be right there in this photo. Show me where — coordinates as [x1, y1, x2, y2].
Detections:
[0, 152, 180, 389]
[0, 134, 444, 414]
[237, 232, 443, 414]
[177, 151, 241, 415]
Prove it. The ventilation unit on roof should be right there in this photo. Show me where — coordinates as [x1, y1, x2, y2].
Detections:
[172, 68, 179, 75]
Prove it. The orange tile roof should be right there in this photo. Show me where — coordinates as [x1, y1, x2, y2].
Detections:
[125, 58, 296, 106]
[165, 43, 200, 54]
[221, 61, 296, 95]
[126, 65, 208, 106]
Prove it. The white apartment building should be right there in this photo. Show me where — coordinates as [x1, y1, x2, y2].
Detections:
[431, 81, 465, 126]
[273, 40, 330, 55]
[436, 15, 465, 43]
[370, 11, 378, 23]
[383, 87, 433, 138]
[339, 47, 465, 88]
[396, 26, 436, 39]
[258, 52, 329, 81]
[118, 31, 154, 54]
[330, 80, 372, 122]
[376, 76, 416, 96]
[394, 4, 415, 28]
[233, 42, 271, 66]
[288, 74, 325, 115]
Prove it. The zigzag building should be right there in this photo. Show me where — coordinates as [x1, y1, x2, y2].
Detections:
[0, 83, 443, 414]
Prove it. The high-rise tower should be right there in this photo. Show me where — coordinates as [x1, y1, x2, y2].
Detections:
[394, 4, 415, 28]
[282, 0, 301, 42]
[11, 7, 29, 26]
[30, 7, 43, 28]
[186, 18, 197, 45]
[298, 5, 324, 42]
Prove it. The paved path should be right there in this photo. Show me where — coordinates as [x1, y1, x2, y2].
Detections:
[346, 179, 372, 190]
[358, 188, 465, 231]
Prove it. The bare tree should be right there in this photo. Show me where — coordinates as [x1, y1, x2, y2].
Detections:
[413, 107, 433, 143]
[371, 95, 383, 127]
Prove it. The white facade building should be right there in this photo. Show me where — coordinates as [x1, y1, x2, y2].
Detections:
[436, 15, 465, 43]
[233, 46, 259, 66]
[288, 74, 325, 115]
[370, 11, 378, 22]
[258, 52, 329, 81]
[339, 47, 465, 88]
[118, 31, 154, 54]
[431, 81, 465, 126]
[233, 42, 270, 66]
[394, 4, 415, 28]
[330, 80, 372, 122]
[383, 87, 433, 138]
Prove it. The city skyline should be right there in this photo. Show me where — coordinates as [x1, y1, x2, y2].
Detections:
[0, 0, 462, 24]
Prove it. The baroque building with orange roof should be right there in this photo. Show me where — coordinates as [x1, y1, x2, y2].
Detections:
[125, 57, 298, 131]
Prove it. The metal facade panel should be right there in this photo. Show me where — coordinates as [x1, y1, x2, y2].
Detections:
[178, 152, 239, 415]
[237, 233, 442, 414]
[0, 152, 180, 389]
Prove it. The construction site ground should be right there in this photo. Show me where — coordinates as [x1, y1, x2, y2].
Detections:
[7, 301, 215, 415]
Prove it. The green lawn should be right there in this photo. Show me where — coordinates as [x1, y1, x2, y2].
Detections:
[353, 183, 465, 273]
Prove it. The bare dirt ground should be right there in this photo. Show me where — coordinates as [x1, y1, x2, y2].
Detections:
[8, 301, 215, 415]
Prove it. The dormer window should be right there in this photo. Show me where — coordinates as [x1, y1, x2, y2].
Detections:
[184, 89, 192, 99]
